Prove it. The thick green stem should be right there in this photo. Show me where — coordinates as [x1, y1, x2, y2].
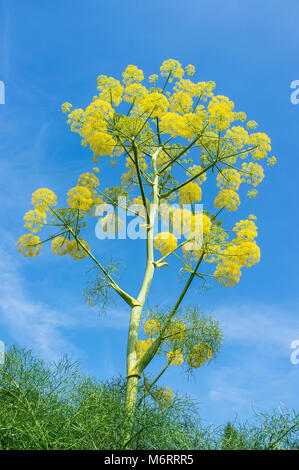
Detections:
[122, 146, 161, 448]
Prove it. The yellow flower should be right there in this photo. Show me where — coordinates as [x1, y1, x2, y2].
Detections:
[187, 342, 213, 368]
[61, 102, 72, 113]
[241, 162, 264, 187]
[192, 213, 212, 236]
[100, 214, 122, 234]
[78, 172, 100, 192]
[122, 65, 144, 85]
[169, 91, 193, 114]
[154, 232, 177, 256]
[233, 219, 258, 241]
[185, 64, 196, 76]
[67, 239, 89, 260]
[247, 120, 258, 129]
[208, 95, 235, 131]
[217, 169, 242, 191]
[67, 186, 93, 211]
[24, 209, 46, 233]
[135, 338, 155, 359]
[123, 83, 147, 103]
[247, 189, 258, 198]
[171, 208, 194, 236]
[139, 92, 168, 118]
[155, 387, 174, 405]
[214, 260, 241, 286]
[17, 234, 42, 257]
[167, 321, 187, 341]
[159, 112, 185, 136]
[248, 132, 271, 160]
[160, 59, 184, 80]
[148, 74, 158, 84]
[214, 189, 240, 211]
[144, 319, 160, 336]
[178, 182, 202, 204]
[224, 240, 260, 268]
[267, 156, 277, 167]
[32, 188, 57, 212]
[51, 237, 70, 256]
[194, 81, 215, 101]
[225, 126, 249, 150]
[96, 75, 123, 106]
[167, 350, 183, 366]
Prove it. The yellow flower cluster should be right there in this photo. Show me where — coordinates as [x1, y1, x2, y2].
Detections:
[216, 169, 242, 191]
[208, 95, 236, 131]
[138, 92, 169, 118]
[144, 319, 160, 336]
[214, 260, 242, 287]
[247, 120, 258, 129]
[51, 236, 70, 256]
[155, 387, 174, 405]
[154, 232, 177, 256]
[66, 98, 116, 158]
[24, 209, 46, 233]
[135, 337, 155, 359]
[241, 162, 264, 187]
[225, 126, 249, 150]
[122, 65, 144, 85]
[247, 189, 258, 198]
[214, 189, 240, 211]
[32, 188, 57, 211]
[167, 321, 187, 341]
[159, 112, 185, 136]
[185, 64, 196, 76]
[61, 102, 72, 113]
[213, 216, 260, 286]
[171, 208, 211, 240]
[78, 172, 100, 193]
[17, 234, 42, 257]
[267, 156, 277, 167]
[67, 186, 93, 211]
[169, 91, 193, 114]
[123, 83, 147, 103]
[148, 74, 158, 84]
[187, 342, 213, 368]
[167, 350, 183, 366]
[67, 239, 89, 260]
[224, 241, 260, 268]
[178, 182, 202, 204]
[194, 81, 216, 101]
[160, 59, 184, 80]
[100, 213, 122, 234]
[97, 75, 123, 105]
[233, 218, 257, 241]
[248, 132, 271, 160]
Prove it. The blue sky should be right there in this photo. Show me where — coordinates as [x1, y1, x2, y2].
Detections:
[0, 0, 298, 427]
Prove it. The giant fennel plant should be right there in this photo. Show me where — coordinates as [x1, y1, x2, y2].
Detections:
[17, 59, 276, 447]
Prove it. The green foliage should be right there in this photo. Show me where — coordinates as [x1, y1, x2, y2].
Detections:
[83, 260, 123, 312]
[0, 346, 298, 450]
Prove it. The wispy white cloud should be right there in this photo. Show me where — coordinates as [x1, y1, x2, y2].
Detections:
[0, 229, 130, 364]
[0, 241, 79, 361]
[201, 302, 299, 421]
[214, 302, 299, 350]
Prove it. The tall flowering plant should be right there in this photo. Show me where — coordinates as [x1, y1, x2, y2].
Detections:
[17, 59, 276, 447]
